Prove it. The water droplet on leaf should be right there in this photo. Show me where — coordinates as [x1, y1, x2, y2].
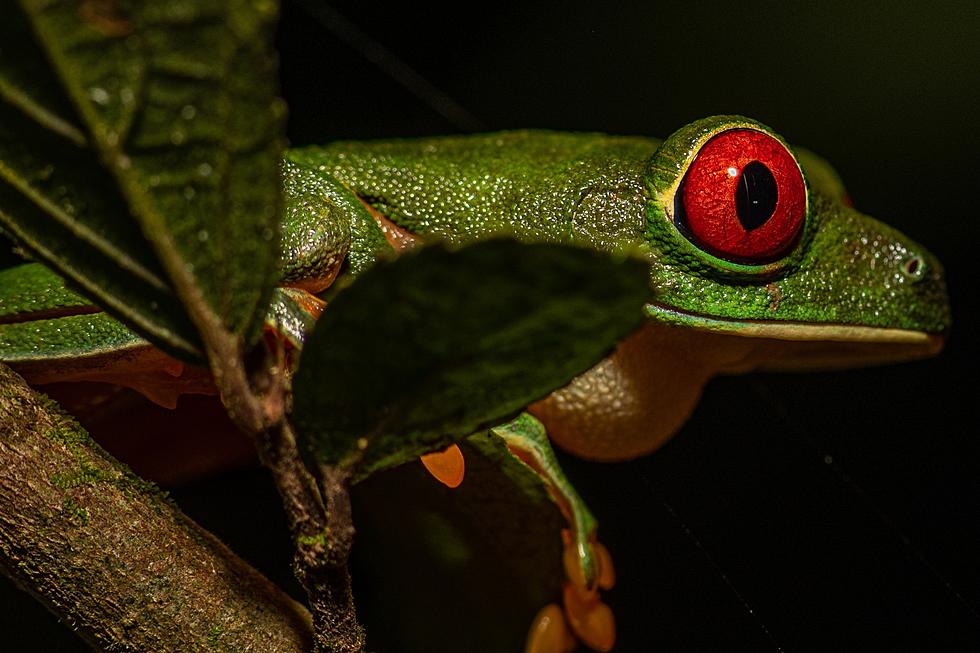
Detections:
[89, 87, 110, 106]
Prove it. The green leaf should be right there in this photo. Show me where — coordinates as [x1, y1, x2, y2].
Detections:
[292, 239, 651, 477]
[0, 96, 199, 357]
[351, 434, 566, 653]
[0, 1, 285, 360]
[0, 4, 85, 146]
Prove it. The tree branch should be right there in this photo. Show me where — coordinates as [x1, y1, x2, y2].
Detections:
[0, 363, 313, 652]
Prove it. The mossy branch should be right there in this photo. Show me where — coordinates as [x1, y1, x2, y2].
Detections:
[0, 362, 313, 652]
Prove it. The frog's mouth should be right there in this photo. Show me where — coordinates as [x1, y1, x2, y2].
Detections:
[645, 303, 945, 371]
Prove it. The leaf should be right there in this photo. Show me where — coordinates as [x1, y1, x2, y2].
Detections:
[0, 97, 199, 357]
[0, 4, 85, 146]
[292, 239, 651, 477]
[0, 1, 285, 360]
[351, 434, 567, 653]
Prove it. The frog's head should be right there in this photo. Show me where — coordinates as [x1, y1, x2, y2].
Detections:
[642, 115, 949, 369]
[534, 115, 950, 461]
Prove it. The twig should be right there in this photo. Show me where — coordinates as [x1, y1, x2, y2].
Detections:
[250, 411, 365, 653]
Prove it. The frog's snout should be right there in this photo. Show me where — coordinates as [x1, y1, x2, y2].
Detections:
[896, 245, 952, 339]
[826, 207, 952, 337]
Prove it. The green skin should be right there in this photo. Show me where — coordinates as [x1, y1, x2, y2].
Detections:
[283, 115, 948, 337]
[1, 115, 950, 362]
[0, 115, 952, 593]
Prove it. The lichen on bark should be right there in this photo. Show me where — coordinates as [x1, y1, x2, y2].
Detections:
[0, 362, 313, 652]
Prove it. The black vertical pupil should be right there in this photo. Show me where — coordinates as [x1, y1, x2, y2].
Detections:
[735, 161, 778, 231]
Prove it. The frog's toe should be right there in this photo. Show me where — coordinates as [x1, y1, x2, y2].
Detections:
[593, 540, 615, 590]
[420, 443, 465, 488]
[562, 530, 592, 591]
[561, 530, 615, 592]
[526, 603, 577, 653]
[560, 534, 616, 650]
[562, 582, 616, 652]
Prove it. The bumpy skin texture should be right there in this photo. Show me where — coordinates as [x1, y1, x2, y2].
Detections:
[287, 123, 949, 336]
[282, 117, 949, 459]
[280, 158, 392, 285]
[287, 131, 654, 254]
[0, 264, 144, 361]
[2, 117, 951, 459]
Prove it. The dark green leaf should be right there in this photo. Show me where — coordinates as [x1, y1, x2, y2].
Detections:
[0, 97, 199, 357]
[0, 4, 85, 145]
[0, 1, 285, 360]
[293, 239, 651, 477]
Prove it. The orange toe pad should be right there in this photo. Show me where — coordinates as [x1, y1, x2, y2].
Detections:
[420, 443, 465, 488]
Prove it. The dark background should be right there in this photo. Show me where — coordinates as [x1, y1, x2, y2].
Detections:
[3, 1, 978, 651]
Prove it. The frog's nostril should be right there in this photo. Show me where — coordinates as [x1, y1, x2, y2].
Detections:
[901, 254, 926, 281]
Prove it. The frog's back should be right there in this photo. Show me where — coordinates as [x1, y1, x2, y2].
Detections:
[287, 131, 660, 252]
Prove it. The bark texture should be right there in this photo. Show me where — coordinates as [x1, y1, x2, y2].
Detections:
[0, 363, 313, 652]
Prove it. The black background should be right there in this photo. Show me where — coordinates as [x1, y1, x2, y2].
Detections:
[3, 1, 978, 651]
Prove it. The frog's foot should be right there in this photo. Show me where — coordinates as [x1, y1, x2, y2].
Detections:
[263, 287, 327, 354]
[491, 413, 617, 653]
[564, 531, 615, 591]
[526, 603, 577, 653]
[420, 443, 466, 488]
[526, 542, 616, 653]
[559, 531, 616, 652]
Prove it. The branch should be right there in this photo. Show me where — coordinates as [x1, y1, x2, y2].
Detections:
[252, 414, 365, 653]
[0, 363, 313, 652]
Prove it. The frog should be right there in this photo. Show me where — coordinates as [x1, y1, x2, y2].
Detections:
[0, 115, 950, 653]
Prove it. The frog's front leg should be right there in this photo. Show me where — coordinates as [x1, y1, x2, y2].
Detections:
[272, 160, 403, 344]
[282, 161, 615, 650]
[279, 161, 481, 495]
[279, 160, 356, 294]
[489, 413, 616, 653]
[281, 154, 407, 283]
[418, 415, 616, 652]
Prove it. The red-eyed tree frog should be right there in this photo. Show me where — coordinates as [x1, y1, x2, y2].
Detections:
[0, 115, 950, 653]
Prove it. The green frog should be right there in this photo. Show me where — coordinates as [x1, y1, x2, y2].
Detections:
[0, 115, 950, 653]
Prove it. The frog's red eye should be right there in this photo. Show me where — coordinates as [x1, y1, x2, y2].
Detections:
[677, 129, 806, 263]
